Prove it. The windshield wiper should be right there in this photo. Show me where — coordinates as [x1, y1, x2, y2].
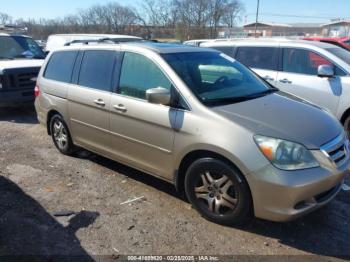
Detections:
[14, 54, 44, 59]
[203, 88, 279, 106]
[0, 56, 14, 60]
[246, 88, 279, 98]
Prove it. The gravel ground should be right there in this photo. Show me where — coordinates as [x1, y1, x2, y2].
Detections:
[0, 106, 349, 261]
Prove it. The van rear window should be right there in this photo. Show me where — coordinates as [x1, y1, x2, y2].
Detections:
[44, 51, 78, 83]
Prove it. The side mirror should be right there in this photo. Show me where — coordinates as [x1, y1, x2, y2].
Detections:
[146, 87, 171, 105]
[318, 65, 335, 78]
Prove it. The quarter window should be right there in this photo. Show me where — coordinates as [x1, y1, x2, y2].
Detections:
[235, 47, 279, 71]
[44, 51, 78, 83]
[119, 52, 172, 100]
[78, 50, 116, 91]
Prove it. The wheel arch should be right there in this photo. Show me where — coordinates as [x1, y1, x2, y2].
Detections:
[340, 107, 350, 125]
[174, 149, 249, 194]
[46, 110, 62, 135]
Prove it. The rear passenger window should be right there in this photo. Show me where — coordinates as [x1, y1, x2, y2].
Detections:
[44, 51, 77, 83]
[78, 50, 116, 91]
[235, 47, 279, 71]
[119, 52, 172, 100]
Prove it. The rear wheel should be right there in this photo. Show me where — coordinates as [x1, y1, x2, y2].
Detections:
[50, 114, 75, 155]
[184, 158, 252, 225]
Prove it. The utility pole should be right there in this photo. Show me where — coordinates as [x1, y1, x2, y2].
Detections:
[254, 0, 260, 37]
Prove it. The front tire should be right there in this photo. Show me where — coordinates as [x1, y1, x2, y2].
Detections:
[184, 158, 252, 225]
[50, 114, 75, 155]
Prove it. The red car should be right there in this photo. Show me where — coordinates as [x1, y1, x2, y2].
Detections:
[303, 37, 350, 51]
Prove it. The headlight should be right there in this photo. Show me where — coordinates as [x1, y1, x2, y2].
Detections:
[254, 135, 319, 170]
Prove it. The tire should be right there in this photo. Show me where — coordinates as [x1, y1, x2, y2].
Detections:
[50, 114, 75, 155]
[184, 158, 253, 226]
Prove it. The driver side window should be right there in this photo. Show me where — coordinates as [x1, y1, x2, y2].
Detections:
[282, 48, 346, 76]
[119, 52, 172, 100]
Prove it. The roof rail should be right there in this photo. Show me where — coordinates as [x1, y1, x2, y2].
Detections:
[64, 37, 144, 46]
[64, 38, 111, 46]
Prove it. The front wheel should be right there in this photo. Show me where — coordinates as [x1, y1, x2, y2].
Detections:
[184, 158, 253, 225]
[50, 114, 75, 155]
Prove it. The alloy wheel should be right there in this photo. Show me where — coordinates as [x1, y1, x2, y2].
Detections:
[194, 171, 238, 215]
[52, 119, 68, 150]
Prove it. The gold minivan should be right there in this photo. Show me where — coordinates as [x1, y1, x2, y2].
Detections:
[35, 42, 350, 225]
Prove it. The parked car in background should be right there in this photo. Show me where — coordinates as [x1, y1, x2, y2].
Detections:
[183, 39, 215, 46]
[45, 34, 143, 53]
[35, 42, 349, 225]
[202, 39, 350, 134]
[36, 40, 47, 50]
[184, 39, 232, 46]
[304, 37, 350, 51]
[0, 33, 45, 106]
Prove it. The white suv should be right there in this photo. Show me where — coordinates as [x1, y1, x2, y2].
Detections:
[202, 39, 350, 133]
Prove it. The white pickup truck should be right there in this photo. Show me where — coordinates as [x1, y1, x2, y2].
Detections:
[0, 33, 45, 106]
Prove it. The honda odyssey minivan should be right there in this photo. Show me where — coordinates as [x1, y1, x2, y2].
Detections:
[35, 42, 350, 225]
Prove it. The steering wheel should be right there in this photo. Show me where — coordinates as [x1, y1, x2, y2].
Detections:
[214, 76, 229, 85]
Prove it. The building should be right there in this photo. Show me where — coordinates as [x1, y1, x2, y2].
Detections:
[243, 22, 322, 37]
[322, 20, 350, 37]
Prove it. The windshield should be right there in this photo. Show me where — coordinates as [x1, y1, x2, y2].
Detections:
[0, 36, 45, 60]
[327, 47, 350, 64]
[162, 51, 273, 106]
[344, 40, 350, 45]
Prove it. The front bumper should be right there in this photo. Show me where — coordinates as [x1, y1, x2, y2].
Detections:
[0, 89, 35, 106]
[247, 157, 350, 222]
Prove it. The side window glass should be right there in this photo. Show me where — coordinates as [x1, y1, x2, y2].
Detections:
[78, 50, 116, 91]
[282, 48, 344, 76]
[119, 52, 172, 100]
[44, 51, 78, 83]
[212, 46, 234, 56]
[235, 47, 278, 70]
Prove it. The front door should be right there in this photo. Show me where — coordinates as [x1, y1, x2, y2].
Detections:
[276, 48, 344, 115]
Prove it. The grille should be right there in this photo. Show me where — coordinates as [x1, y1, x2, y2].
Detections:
[321, 134, 349, 168]
[1, 67, 40, 90]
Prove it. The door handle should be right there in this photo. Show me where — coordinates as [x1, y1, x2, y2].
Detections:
[263, 76, 274, 81]
[94, 99, 106, 106]
[279, 78, 292, 84]
[113, 104, 127, 113]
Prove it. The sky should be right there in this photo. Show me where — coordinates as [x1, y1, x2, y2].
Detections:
[1, 0, 350, 26]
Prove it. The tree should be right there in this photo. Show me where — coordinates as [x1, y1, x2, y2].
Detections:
[2, 0, 244, 40]
[222, 0, 244, 28]
[0, 12, 12, 25]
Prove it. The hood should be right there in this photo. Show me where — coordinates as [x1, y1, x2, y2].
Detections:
[212, 92, 342, 149]
[0, 59, 44, 74]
